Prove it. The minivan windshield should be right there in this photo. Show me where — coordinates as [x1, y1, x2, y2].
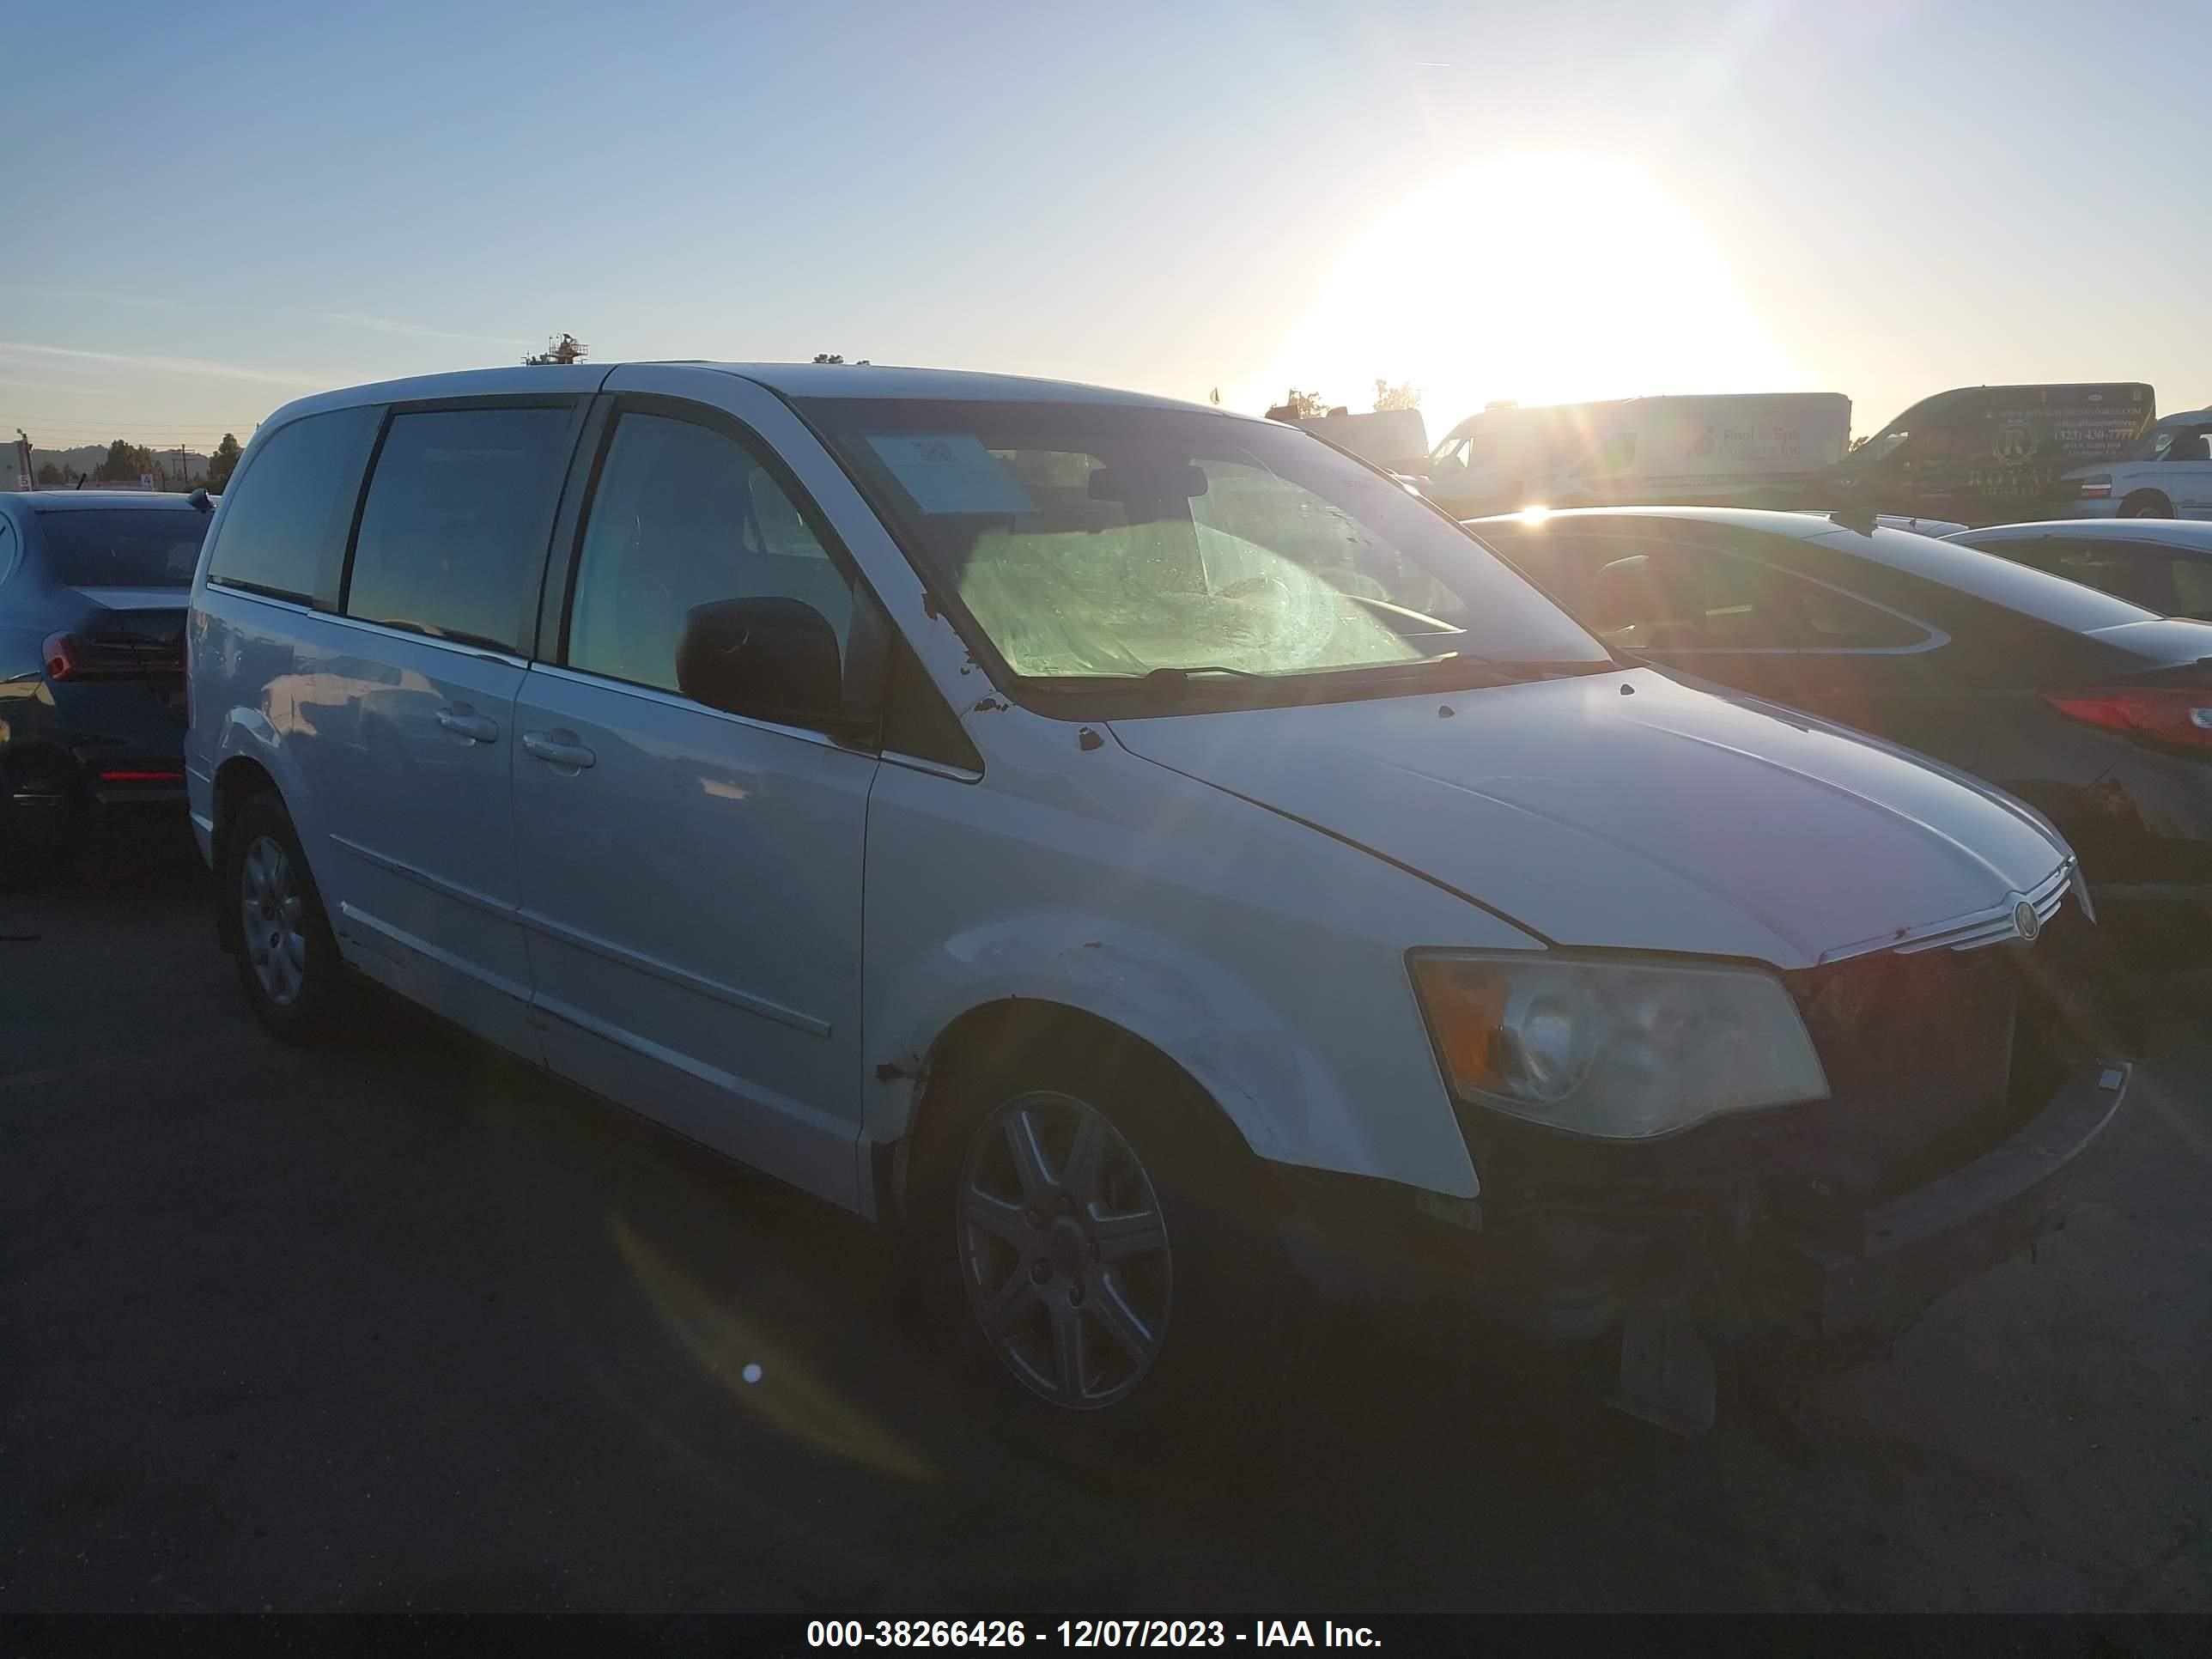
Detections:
[799, 398, 1611, 698]
[37, 507, 210, 588]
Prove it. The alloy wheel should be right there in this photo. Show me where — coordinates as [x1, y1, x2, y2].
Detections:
[239, 835, 310, 1009]
[957, 1089, 1173, 1409]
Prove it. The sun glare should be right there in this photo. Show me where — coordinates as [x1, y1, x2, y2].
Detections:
[1248, 157, 1802, 435]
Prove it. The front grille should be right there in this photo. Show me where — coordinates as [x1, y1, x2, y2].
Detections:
[1784, 941, 2021, 1201]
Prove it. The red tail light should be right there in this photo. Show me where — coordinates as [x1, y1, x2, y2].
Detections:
[40, 630, 181, 683]
[42, 632, 85, 681]
[2045, 685, 2212, 752]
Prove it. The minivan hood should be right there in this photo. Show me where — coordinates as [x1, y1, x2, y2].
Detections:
[1108, 668, 2072, 969]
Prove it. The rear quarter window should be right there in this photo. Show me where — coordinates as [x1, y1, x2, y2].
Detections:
[207, 404, 382, 605]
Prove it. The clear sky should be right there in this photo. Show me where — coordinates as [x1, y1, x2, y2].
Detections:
[8, 0, 2209, 458]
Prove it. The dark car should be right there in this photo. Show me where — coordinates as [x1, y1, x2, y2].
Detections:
[1469, 507, 2212, 951]
[1943, 519, 2212, 622]
[0, 491, 211, 860]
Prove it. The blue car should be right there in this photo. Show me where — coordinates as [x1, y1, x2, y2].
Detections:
[0, 490, 213, 860]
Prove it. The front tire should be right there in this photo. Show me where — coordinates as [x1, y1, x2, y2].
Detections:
[2118, 490, 2173, 519]
[915, 1029, 1301, 1456]
[224, 792, 348, 1043]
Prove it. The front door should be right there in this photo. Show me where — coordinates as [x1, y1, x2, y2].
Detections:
[2162, 426, 2212, 518]
[1528, 526, 1958, 750]
[512, 392, 878, 1208]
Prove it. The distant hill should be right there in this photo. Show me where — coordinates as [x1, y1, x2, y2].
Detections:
[30, 444, 210, 484]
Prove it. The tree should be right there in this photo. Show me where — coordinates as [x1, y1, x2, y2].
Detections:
[1373, 379, 1421, 412]
[207, 433, 244, 492]
[95, 439, 158, 483]
[1265, 388, 1328, 421]
[36, 461, 63, 485]
[811, 353, 844, 364]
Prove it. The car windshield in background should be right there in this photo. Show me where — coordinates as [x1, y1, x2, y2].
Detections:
[799, 398, 1611, 696]
[38, 509, 209, 588]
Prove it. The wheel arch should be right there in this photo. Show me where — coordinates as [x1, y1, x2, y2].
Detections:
[868, 932, 1486, 1237]
[883, 996, 1261, 1230]
[2118, 489, 2173, 518]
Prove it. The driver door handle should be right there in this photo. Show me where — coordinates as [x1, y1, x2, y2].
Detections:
[522, 730, 597, 770]
[435, 705, 500, 744]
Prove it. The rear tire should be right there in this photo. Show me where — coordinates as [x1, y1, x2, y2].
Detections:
[0, 754, 80, 886]
[224, 792, 348, 1044]
[911, 1025, 1304, 1469]
[2118, 491, 2173, 519]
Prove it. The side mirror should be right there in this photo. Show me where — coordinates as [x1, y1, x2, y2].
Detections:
[676, 596, 843, 727]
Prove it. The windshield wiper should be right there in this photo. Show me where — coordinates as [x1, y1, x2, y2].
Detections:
[1139, 664, 1270, 684]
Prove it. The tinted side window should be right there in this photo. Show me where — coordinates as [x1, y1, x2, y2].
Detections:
[345, 405, 574, 652]
[206, 405, 380, 605]
[2172, 561, 2212, 620]
[1549, 533, 1929, 651]
[2004, 538, 2183, 616]
[565, 410, 855, 707]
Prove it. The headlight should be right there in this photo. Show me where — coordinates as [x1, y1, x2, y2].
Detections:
[1409, 951, 1829, 1139]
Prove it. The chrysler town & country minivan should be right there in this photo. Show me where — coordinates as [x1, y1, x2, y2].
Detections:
[185, 363, 2126, 1433]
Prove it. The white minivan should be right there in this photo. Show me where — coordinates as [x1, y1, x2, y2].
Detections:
[185, 363, 2124, 1434]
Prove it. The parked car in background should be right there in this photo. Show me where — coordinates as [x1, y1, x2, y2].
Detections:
[0, 489, 210, 860]
[1472, 507, 2212, 957]
[2061, 404, 2212, 520]
[188, 365, 2122, 1438]
[1418, 392, 1850, 520]
[1944, 519, 2212, 622]
[1820, 383, 2155, 526]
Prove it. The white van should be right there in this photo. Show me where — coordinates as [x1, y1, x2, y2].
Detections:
[1422, 393, 1852, 520]
[185, 363, 2121, 1435]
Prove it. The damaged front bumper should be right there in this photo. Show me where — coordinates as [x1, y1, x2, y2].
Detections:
[1271, 1055, 2129, 1426]
[1749, 1059, 2126, 1339]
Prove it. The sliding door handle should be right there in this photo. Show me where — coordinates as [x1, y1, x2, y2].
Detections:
[522, 730, 597, 770]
